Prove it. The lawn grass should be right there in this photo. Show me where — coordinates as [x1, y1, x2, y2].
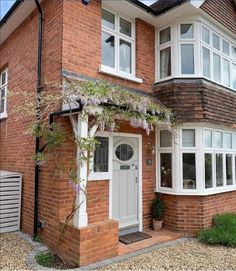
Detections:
[198, 213, 236, 247]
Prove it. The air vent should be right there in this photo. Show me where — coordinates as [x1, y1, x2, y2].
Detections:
[0, 171, 22, 233]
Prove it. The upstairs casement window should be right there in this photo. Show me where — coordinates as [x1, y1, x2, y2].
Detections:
[158, 26, 172, 79]
[0, 69, 7, 119]
[156, 21, 236, 91]
[201, 25, 236, 90]
[101, 9, 135, 76]
[180, 24, 195, 75]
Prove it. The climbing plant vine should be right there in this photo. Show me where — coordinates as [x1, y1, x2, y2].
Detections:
[14, 79, 175, 230]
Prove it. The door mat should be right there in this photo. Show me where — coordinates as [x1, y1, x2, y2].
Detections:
[119, 232, 152, 245]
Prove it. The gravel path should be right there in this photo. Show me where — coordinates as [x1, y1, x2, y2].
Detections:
[0, 232, 33, 270]
[99, 240, 236, 271]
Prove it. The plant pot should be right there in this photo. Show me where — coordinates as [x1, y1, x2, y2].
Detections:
[153, 219, 163, 231]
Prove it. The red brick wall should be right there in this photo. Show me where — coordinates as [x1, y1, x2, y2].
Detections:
[201, 0, 236, 35]
[62, 0, 155, 93]
[160, 191, 236, 235]
[0, 0, 63, 236]
[87, 181, 109, 224]
[57, 220, 119, 267]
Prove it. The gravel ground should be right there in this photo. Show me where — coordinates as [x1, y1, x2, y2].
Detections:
[99, 240, 236, 271]
[0, 232, 33, 270]
[1, 233, 236, 271]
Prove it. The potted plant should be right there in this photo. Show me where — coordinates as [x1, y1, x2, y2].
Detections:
[152, 196, 165, 231]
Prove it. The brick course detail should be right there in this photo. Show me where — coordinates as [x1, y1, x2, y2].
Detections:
[160, 191, 236, 236]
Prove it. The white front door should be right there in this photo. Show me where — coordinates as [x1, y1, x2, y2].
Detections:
[112, 136, 139, 229]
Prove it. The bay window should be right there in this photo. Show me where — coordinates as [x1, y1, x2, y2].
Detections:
[0, 69, 7, 119]
[156, 21, 236, 90]
[157, 126, 236, 195]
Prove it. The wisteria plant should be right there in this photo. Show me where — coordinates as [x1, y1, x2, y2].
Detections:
[14, 78, 175, 232]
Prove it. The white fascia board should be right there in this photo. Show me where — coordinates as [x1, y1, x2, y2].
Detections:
[0, 0, 42, 45]
[103, 0, 201, 29]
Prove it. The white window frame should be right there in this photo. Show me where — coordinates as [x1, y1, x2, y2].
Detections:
[100, 7, 142, 83]
[155, 18, 236, 91]
[0, 68, 8, 119]
[200, 23, 236, 90]
[88, 132, 112, 181]
[157, 128, 175, 191]
[156, 124, 236, 196]
[156, 24, 173, 81]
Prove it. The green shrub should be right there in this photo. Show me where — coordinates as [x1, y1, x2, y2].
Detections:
[35, 251, 54, 267]
[152, 196, 165, 221]
[198, 213, 236, 247]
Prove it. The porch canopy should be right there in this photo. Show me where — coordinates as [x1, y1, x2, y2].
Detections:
[58, 75, 172, 228]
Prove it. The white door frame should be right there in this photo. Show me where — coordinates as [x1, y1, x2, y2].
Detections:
[93, 131, 143, 232]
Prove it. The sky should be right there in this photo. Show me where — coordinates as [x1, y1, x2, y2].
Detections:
[0, 0, 16, 19]
[0, 0, 157, 19]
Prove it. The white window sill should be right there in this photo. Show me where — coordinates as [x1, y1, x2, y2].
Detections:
[0, 112, 7, 120]
[156, 186, 236, 196]
[99, 65, 143, 84]
[88, 172, 112, 181]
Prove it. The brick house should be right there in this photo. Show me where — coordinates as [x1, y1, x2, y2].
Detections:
[0, 0, 236, 267]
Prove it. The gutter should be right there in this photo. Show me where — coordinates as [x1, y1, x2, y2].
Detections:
[34, 0, 43, 239]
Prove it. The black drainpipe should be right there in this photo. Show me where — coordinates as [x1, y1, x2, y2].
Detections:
[34, 0, 43, 239]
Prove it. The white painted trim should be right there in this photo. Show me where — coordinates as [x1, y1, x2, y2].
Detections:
[99, 65, 143, 83]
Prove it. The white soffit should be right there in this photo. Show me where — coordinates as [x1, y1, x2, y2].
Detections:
[103, 0, 202, 29]
[0, 0, 42, 45]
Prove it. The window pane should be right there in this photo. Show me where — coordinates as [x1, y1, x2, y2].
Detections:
[223, 40, 229, 55]
[224, 133, 232, 149]
[120, 18, 131, 37]
[213, 53, 220, 82]
[160, 47, 171, 78]
[204, 130, 212, 148]
[216, 154, 223, 187]
[202, 47, 210, 78]
[119, 39, 131, 73]
[181, 44, 194, 74]
[205, 153, 213, 188]
[182, 129, 195, 147]
[102, 9, 115, 30]
[160, 153, 172, 188]
[1, 72, 6, 86]
[202, 26, 210, 44]
[93, 137, 109, 172]
[226, 154, 233, 185]
[232, 64, 236, 90]
[233, 134, 236, 150]
[183, 153, 196, 189]
[213, 34, 220, 50]
[102, 32, 115, 68]
[215, 131, 223, 148]
[181, 24, 193, 39]
[160, 130, 172, 147]
[0, 88, 5, 113]
[232, 46, 236, 60]
[160, 27, 171, 45]
[222, 59, 230, 86]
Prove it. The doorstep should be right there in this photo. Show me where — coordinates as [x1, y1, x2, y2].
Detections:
[119, 229, 183, 256]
